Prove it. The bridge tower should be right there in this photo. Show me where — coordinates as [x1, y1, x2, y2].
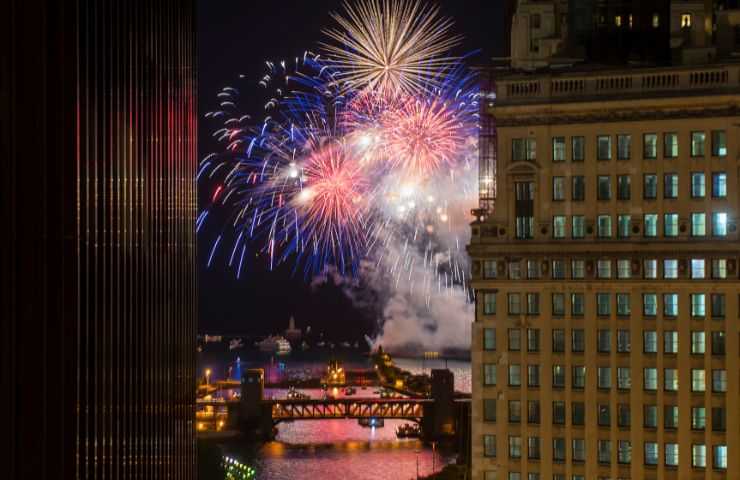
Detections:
[236, 368, 274, 438]
[423, 369, 456, 440]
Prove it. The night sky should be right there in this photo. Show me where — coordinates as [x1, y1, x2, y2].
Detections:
[197, 0, 507, 337]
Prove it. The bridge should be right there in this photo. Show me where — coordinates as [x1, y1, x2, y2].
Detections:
[270, 398, 431, 423]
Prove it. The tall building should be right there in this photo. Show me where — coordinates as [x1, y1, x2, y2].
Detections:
[470, 2, 740, 479]
[2, 1, 197, 478]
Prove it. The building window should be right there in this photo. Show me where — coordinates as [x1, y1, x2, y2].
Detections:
[617, 175, 630, 200]
[644, 259, 657, 279]
[553, 437, 566, 461]
[663, 293, 678, 317]
[617, 134, 631, 159]
[665, 443, 679, 467]
[691, 132, 706, 157]
[572, 216, 585, 238]
[484, 364, 497, 386]
[484, 399, 496, 423]
[712, 212, 728, 236]
[596, 260, 611, 279]
[692, 444, 706, 468]
[515, 182, 534, 239]
[527, 260, 540, 279]
[572, 439, 586, 462]
[572, 329, 585, 352]
[572, 402, 585, 425]
[527, 328, 540, 352]
[643, 133, 657, 158]
[664, 368, 678, 391]
[617, 367, 631, 389]
[616, 293, 631, 317]
[483, 328, 496, 350]
[711, 331, 726, 355]
[571, 259, 585, 278]
[597, 440, 611, 464]
[597, 329, 611, 352]
[664, 259, 678, 279]
[712, 407, 726, 432]
[526, 293, 539, 315]
[508, 473, 520, 480]
[664, 213, 678, 237]
[572, 136, 585, 162]
[572, 366, 585, 389]
[652, 13, 660, 28]
[643, 293, 657, 316]
[644, 405, 658, 428]
[664, 132, 678, 157]
[552, 176, 565, 201]
[527, 436, 541, 459]
[713, 445, 727, 469]
[512, 138, 536, 162]
[508, 328, 521, 351]
[664, 331, 678, 353]
[483, 259, 497, 279]
[691, 369, 705, 392]
[691, 331, 706, 354]
[552, 364, 565, 386]
[644, 330, 657, 353]
[643, 368, 658, 390]
[597, 293, 610, 315]
[691, 293, 706, 317]
[597, 215, 612, 238]
[552, 329, 565, 353]
[711, 258, 727, 279]
[644, 214, 658, 237]
[644, 442, 659, 465]
[509, 261, 521, 279]
[691, 172, 705, 198]
[508, 435, 522, 459]
[508, 365, 521, 386]
[551, 402, 566, 426]
[691, 213, 706, 236]
[527, 403, 541, 426]
[483, 292, 496, 315]
[484, 434, 496, 456]
[712, 172, 727, 198]
[711, 294, 725, 318]
[664, 173, 678, 198]
[712, 369, 727, 392]
[552, 137, 565, 162]
[681, 13, 692, 28]
[692, 407, 706, 430]
[643, 174, 657, 199]
[597, 135, 611, 160]
[571, 293, 584, 316]
[598, 367, 611, 389]
[572, 176, 585, 201]
[508, 293, 521, 315]
[552, 293, 565, 316]
[711, 130, 727, 156]
[597, 175, 611, 200]
[618, 440, 632, 464]
[617, 330, 630, 352]
[617, 260, 631, 279]
[552, 260, 566, 279]
[691, 258, 705, 278]
[508, 400, 521, 422]
[553, 216, 566, 238]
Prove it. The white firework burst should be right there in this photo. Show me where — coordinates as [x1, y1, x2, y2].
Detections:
[321, 0, 462, 97]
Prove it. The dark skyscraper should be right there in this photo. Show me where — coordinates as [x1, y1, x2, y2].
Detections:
[3, 1, 197, 478]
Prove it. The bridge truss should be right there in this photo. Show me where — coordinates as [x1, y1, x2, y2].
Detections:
[270, 399, 430, 422]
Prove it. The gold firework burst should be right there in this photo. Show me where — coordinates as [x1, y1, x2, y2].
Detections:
[321, 0, 462, 97]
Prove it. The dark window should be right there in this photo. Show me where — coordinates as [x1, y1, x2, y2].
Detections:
[515, 182, 534, 239]
[572, 176, 585, 201]
[617, 175, 630, 200]
[572, 402, 585, 425]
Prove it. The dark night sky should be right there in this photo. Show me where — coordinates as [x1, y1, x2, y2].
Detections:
[197, 0, 507, 337]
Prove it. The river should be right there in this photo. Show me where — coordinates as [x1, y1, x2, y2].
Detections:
[198, 343, 471, 480]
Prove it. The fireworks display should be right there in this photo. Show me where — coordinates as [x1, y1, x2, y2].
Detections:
[200, 0, 478, 347]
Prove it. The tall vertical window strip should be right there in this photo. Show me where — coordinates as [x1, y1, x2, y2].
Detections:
[598, 215, 612, 238]
[572, 216, 585, 238]
[553, 216, 566, 238]
[712, 212, 728, 236]
[691, 131, 706, 156]
[552, 137, 565, 162]
[691, 213, 706, 236]
[664, 213, 678, 237]
[644, 174, 657, 199]
[572, 136, 585, 161]
[643, 133, 657, 158]
[552, 176, 565, 200]
[711, 130, 727, 156]
[617, 134, 631, 159]
[617, 175, 630, 200]
[691, 172, 706, 198]
[617, 215, 631, 238]
[664, 132, 678, 157]
[663, 173, 678, 198]
[483, 292, 496, 315]
[644, 214, 658, 237]
[572, 176, 585, 200]
[712, 172, 727, 198]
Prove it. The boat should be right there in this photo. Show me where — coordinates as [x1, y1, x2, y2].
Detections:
[256, 335, 292, 355]
[359, 417, 384, 428]
[228, 338, 244, 350]
[395, 423, 421, 438]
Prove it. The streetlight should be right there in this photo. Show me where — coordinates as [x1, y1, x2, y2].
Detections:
[205, 368, 212, 385]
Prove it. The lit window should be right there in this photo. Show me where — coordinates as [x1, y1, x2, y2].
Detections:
[712, 369, 727, 392]
[664, 133, 678, 157]
[691, 258, 705, 278]
[597, 135, 612, 160]
[652, 13, 660, 28]
[571, 259, 585, 279]
[691, 369, 705, 392]
[712, 258, 727, 279]
[691, 132, 706, 157]
[664, 213, 678, 237]
[664, 369, 678, 391]
[617, 367, 631, 389]
[691, 331, 705, 355]
[615, 15, 622, 27]
[644, 368, 658, 390]
[552, 137, 565, 162]
[643, 133, 657, 158]
[483, 259, 497, 279]
[553, 216, 566, 238]
[643, 293, 657, 316]
[645, 442, 659, 465]
[597, 260, 611, 279]
[664, 174, 678, 198]
[483, 328, 496, 350]
[484, 364, 497, 385]
[617, 134, 631, 159]
[508, 365, 521, 386]
[617, 293, 630, 315]
[712, 172, 727, 198]
[714, 445, 728, 469]
[663, 259, 678, 279]
[644, 174, 658, 199]
[692, 444, 706, 468]
[484, 434, 496, 456]
[572, 216, 585, 238]
[681, 13, 692, 28]
[552, 176, 565, 200]
[712, 212, 728, 236]
[692, 406, 706, 429]
[663, 293, 678, 317]
[598, 215, 612, 238]
[644, 214, 658, 237]
[691, 213, 706, 236]
[644, 259, 657, 279]
[691, 293, 706, 316]
[691, 172, 705, 197]
[617, 259, 631, 279]
[665, 443, 679, 466]
[484, 292, 496, 315]
[712, 130, 727, 156]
